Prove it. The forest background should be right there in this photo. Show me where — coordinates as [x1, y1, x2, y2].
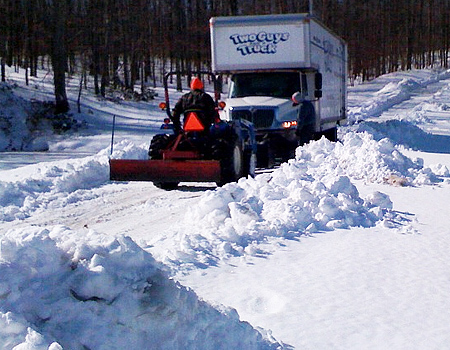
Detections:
[1, 0, 450, 113]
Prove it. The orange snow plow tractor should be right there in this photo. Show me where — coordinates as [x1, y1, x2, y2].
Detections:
[109, 71, 257, 190]
[109, 113, 222, 184]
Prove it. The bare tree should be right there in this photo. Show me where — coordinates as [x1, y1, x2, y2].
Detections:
[2, 0, 450, 96]
[46, 0, 70, 113]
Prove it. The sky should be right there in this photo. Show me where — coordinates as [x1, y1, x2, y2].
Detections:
[0, 66, 450, 349]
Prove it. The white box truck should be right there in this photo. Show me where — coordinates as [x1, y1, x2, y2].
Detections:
[210, 13, 348, 167]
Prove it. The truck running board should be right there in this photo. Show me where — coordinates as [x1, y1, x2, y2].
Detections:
[109, 159, 221, 183]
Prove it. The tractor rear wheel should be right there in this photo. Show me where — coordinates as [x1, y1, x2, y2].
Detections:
[149, 134, 173, 159]
[213, 136, 244, 186]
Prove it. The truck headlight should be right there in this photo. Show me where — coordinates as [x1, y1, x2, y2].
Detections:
[282, 121, 297, 129]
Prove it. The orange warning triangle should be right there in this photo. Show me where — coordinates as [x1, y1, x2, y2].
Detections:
[184, 112, 204, 131]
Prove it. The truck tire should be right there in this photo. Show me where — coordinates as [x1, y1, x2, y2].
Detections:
[297, 123, 315, 146]
[256, 141, 278, 168]
[213, 136, 244, 186]
[243, 149, 256, 178]
[322, 127, 338, 142]
[148, 134, 179, 190]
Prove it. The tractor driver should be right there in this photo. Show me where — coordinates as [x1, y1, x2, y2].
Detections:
[171, 77, 219, 133]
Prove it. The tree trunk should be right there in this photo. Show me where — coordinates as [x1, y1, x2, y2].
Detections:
[92, 38, 101, 95]
[1, 57, 5, 82]
[49, 1, 69, 114]
[123, 53, 130, 90]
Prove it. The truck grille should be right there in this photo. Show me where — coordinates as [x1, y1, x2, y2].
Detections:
[231, 108, 275, 128]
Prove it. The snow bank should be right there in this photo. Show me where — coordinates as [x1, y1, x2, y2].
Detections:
[0, 141, 147, 222]
[355, 118, 450, 155]
[166, 133, 445, 269]
[297, 132, 443, 185]
[0, 156, 109, 221]
[0, 227, 280, 350]
[348, 69, 450, 123]
[347, 69, 450, 154]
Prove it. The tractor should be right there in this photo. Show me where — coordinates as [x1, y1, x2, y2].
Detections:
[109, 71, 257, 190]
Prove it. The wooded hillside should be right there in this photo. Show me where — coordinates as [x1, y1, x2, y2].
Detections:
[1, 0, 449, 112]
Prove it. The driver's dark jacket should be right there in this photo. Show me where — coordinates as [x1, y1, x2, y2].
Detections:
[171, 90, 218, 131]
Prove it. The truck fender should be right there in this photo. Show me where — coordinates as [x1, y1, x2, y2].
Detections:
[236, 119, 257, 153]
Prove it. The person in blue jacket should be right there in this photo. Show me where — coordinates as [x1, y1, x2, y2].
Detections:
[160, 118, 174, 130]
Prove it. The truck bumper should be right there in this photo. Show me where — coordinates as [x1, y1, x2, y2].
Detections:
[255, 128, 298, 143]
[255, 130, 298, 168]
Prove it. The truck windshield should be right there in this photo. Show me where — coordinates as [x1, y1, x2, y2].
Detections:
[229, 72, 301, 99]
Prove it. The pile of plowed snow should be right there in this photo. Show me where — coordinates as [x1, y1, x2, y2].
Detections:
[0, 227, 280, 349]
[0, 141, 147, 222]
[162, 133, 448, 268]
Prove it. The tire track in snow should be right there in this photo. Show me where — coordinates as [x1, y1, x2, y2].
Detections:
[0, 181, 211, 244]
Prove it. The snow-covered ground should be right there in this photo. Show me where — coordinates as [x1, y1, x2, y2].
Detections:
[1, 66, 450, 349]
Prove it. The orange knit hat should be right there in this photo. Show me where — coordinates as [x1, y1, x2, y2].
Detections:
[190, 77, 204, 90]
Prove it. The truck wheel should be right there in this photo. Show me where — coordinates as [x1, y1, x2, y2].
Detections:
[257, 143, 278, 168]
[322, 127, 338, 142]
[297, 123, 315, 146]
[213, 137, 244, 186]
[256, 141, 278, 168]
[256, 142, 268, 168]
[148, 134, 179, 190]
[243, 150, 256, 178]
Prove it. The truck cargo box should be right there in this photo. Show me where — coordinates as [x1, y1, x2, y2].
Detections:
[210, 13, 347, 73]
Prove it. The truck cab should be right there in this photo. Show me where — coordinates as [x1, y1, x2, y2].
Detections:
[222, 70, 322, 166]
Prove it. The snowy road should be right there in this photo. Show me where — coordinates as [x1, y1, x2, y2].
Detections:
[364, 74, 450, 136]
[0, 177, 216, 256]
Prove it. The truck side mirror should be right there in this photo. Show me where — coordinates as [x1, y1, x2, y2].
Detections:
[315, 72, 323, 98]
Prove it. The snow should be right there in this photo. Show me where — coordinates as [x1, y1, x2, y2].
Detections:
[1, 66, 450, 349]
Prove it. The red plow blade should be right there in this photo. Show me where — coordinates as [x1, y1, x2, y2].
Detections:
[109, 159, 221, 183]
